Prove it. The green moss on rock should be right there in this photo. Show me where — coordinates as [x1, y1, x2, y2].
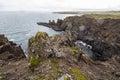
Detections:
[28, 31, 49, 59]
[64, 77, 71, 80]
[35, 31, 48, 40]
[71, 68, 87, 80]
[50, 58, 58, 66]
[50, 58, 59, 77]
[29, 55, 44, 72]
[0, 73, 5, 78]
[69, 47, 79, 56]
[38, 78, 50, 80]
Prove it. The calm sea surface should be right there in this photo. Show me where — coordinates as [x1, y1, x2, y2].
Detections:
[0, 11, 72, 51]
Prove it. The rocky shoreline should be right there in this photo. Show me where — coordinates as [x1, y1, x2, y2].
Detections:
[0, 34, 25, 60]
[0, 15, 120, 80]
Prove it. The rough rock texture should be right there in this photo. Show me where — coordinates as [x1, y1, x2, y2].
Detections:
[38, 15, 120, 61]
[28, 31, 77, 62]
[27, 30, 120, 80]
[27, 31, 89, 80]
[34, 15, 120, 80]
[0, 58, 28, 80]
[0, 34, 27, 80]
[0, 34, 25, 60]
[1, 15, 120, 80]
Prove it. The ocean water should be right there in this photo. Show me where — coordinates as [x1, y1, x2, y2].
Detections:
[0, 11, 71, 51]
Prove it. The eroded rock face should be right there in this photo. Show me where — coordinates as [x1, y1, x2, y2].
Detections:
[0, 34, 25, 60]
[28, 31, 52, 58]
[38, 15, 120, 61]
[1, 15, 119, 80]
[26, 15, 120, 80]
[27, 31, 77, 62]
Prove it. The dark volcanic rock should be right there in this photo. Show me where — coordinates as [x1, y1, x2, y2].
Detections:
[0, 34, 25, 60]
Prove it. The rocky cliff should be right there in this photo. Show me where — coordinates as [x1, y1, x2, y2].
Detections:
[38, 15, 120, 61]
[0, 15, 120, 80]
[34, 15, 120, 80]
[0, 34, 25, 60]
[0, 34, 27, 80]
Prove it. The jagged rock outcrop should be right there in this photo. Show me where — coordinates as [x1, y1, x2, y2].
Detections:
[28, 31, 51, 59]
[1, 15, 120, 80]
[27, 31, 91, 80]
[38, 15, 120, 61]
[27, 31, 78, 61]
[0, 34, 27, 80]
[0, 34, 25, 60]
[34, 15, 120, 80]
[27, 30, 120, 80]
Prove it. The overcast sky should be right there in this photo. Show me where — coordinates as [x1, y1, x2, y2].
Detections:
[0, 0, 120, 11]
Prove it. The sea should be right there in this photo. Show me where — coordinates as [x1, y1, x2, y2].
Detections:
[0, 11, 73, 51]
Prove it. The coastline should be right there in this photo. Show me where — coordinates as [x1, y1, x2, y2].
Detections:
[0, 13, 120, 80]
[53, 11, 120, 14]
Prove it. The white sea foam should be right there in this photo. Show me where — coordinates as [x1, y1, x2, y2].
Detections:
[9, 38, 15, 41]
[75, 40, 93, 58]
[25, 33, 31, 36]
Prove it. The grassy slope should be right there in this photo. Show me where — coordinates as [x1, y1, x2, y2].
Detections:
[54, 11, 120, 19]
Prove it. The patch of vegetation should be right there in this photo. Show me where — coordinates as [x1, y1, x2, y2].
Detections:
[31, 41, 39, 46]
[66, 30, 71, 34]
[50, 58, 59, 77]
[28, 37, 35, 47]
[86, 14, 120, 19]
[38, 78, 50, 80]
[64, 77, 71, 80]
[0, 73, 5, 78]
[35, 31, 48, 40]
[55, 11, 120, 19]
[70, 68, 87, 80]
[69, 47, 79, 56]
[29, 55, 44, 72]
[50, 58, 58, 66]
